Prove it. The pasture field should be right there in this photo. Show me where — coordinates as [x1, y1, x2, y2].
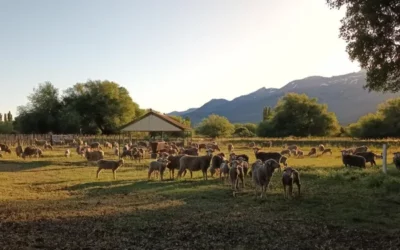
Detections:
[1, 143, 400, 249]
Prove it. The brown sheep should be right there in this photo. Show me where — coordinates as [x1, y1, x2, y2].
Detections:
[307, 147, 317, 157]
[280, 149, 291, 157]
[166, 154, 187, 180]
[22, 146, 43, 159]
[15, 145, 23, 157]
[103, 141, 113, 149]
[0, 144, 11, 154]
[297, 150, 304, 157]
[90, 142, 101, 149]
[252, 159, 280, 198]
[229, 160, 245, 193]
[207, 144, 220, 151]
[96, 159, 124, 180]
[321, 148, 332, 155]
[318, 144, 325, 152]
[227, 143, 234, 154]
[282, 167, 301, 198]
[85, 150, 104, 161]
[179, 147, 199, 156]
[177, 149, 213, 180]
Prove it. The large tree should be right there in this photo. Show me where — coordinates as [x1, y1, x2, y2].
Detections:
[258, 93, 340, 137]
[63, 80, 143, 134]
[196, 114, 234, 138]
[327, 0, 400, 92]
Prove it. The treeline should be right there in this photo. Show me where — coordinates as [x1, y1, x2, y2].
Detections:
[5, 81, 400, 139]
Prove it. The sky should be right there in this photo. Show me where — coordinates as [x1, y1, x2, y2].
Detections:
[0, 0, 360, 116]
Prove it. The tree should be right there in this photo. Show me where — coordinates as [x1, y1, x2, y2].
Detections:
[63, 80, 143, 134]
[326, 0, 400, 92]
[257, 93, 340, 137]
[233, 126, 255, 137]
[7, 111, 12, 122]
[262, 106, 273, 121]
[3, 113, 7, 122]
[0, 113, 2, 122]
[196, 114, 234, 138]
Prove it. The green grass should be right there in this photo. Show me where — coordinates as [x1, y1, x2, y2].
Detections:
[1, 144, 400, 249]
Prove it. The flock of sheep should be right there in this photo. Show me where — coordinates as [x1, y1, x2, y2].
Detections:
[1, 138, 399, 198]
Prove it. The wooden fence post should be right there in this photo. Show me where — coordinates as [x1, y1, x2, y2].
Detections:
[382, 144, 387, 174]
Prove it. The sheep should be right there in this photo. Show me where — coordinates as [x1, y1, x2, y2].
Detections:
[121, 149, 134, 159]
[90, 142, 101, 149]
[209, 153, 225, 177]
[85, 150, 104, 162]
[177, 149, 213, 180]
[252, 159, 280, 198]
[229, 153, 249, 162]
[354, 152, 382, 167]
[113, 142, 119, 149]
[296, 150, 304, 157]
[285, 144, 298, 151]
[179, 147, 199, 156]
[353, 145, 368, 154]
[133, 151, 143, 163]
[76, 145, 88, 157]
[15, 145, 23, 157]
[282, 167, 301, 199]
[321, 148, 332, 155]
[0, 144, 11, 154]
[341, 148, 354, 155]
[229, 160, 245, 193]
[341, 151, 366, 168]
[207, 144, 220, 151]
[65, 149, 71, 157]
[52, 139, 65, 145]
[34, 139, 47, 146]
[248, 142, 256, 148]
[253, 147, 286, 168]
[290, 149, 298, 156]
[44, 143, 53, 150]
[103, 141, 113, 149]
[219, 161, 230, 180]
[166, 154, 187, 179]
[393, 152, 400, 170]
[148, 158, 170, 181]
[64, 138, 76, 144]
[307, 147, 317, 157]
[280, 149, 291, 157]
[96, 159, 124, 180]
[263, 141, 272, 148]
[318, 144, 325, 152]
[114, 148, 119, 156]
[22, 146, 42, 159]
[227, 143, 234, 154]
[236, 157, 249, 176]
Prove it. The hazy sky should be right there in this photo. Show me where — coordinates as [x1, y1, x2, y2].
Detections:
[0, 0, 360, 116]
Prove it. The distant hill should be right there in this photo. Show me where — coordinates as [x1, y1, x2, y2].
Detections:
[167, 71, 400, 125]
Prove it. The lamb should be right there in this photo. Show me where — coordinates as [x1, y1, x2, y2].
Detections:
[229, 160, 245, 193]
[85, 150, 104, 161]
[76, 145, 88, 157]
[227, 143, 234, 154]
[166, 154, 187, 179]
[341, 151, 366, 168]
[148, 158, 170, 181]
[354, 152, 382, 167]
[209, 153, 225, 177]
[307, 147, 317, 157]
[65, 149, 71, 157]
[253, 147, 286, 167]
[15, 145, 23, 157]
[321, 148, 332, 155]
[177, 149, 213, 180]
[0, 144, 11, 154]
[22, 146, 43, 159]
[393, 152, 400, 170]
[280, 149, 291, 157]
[282, 167, 301, 198]
[318, 144, 325, 152]
[179, 147, 199, 156]
[252, 159, 280, 198]
[353, 145, 368, 154]
[96, 159, 124, 180]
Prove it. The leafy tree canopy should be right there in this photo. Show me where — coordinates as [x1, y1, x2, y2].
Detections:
[327, 0, 400, 92]
[196, 114, 234, 138]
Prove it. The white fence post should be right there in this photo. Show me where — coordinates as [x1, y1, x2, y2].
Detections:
[382, 144, 387, 174]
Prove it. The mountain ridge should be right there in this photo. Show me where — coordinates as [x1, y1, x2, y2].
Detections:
[168, 71, 400, 125]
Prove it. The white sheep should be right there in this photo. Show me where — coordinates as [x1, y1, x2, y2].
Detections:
[252, 159, 280, 198]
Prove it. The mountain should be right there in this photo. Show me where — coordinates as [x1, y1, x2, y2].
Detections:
[168, 71, 400, 125]
[168, 108, 198, 117]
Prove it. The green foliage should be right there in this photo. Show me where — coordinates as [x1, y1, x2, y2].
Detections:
[326, 0, 400, 92]
[233, 126, 255, 137]
[262, 106, 273, 121]
[0, 113, 2, 122]
[196, 114, 234, 138]
[257, 93, 340, 137]
[7, 111, 12, 122]
[349, 97, 400, 138]
[0, 121, 13, 134]
[3, 113, 7, 122]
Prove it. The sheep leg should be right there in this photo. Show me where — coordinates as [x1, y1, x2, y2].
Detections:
[190, 170, 193, 178]
[113, 170, 117, 180]
[295, 181, 301, 196]
[240, 175, 244, 188]
[289, 184, 293, 197]
[283, 184, 287, 199]
[96, 168, 102, 179]
[148, 169, 153, 180]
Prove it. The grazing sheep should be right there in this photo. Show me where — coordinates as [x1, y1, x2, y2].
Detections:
[321, 148, 332, 155]
[22, 146, 42, 159]
[227, 143, 234, 154]
[76, 145, 88, 157]
[15, 145, 23, 157]
[85, 150, 104, 161]
[148, 158, 170, 181]
[96, 159, 124, 180]
[307, 147, 317, 157]
[177, 149, 213, 180]
[282, 167, 301, 198]
[179, 147, 199, 156]
[280, 149, 291, 157]
[229, 160, 245, 193]
[318, 144, 325, 152]
[209, 153, 225, 177]
[285, 144, 298, 151]
[34, 139, 47, 146]
[290, 149, 298, 156]
[354, 152, 382, 167]
[341, 151, 366, 168]
[353, 145, 368, 154]
[0, 144, 11, 154]
[253, 147, 286, 167]
[393, 152, 400, 170]
[90, 142, 101, 149]
[296, 150, 304, 157]
[64, 149, 70, 157]
[166, 154, 187, 179]
[252, 159, 280, 198]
